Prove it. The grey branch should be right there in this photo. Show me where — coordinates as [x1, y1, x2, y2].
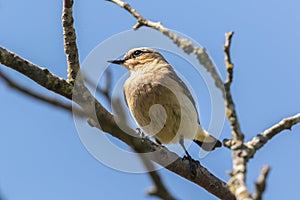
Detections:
[247, 113, 300, 154]
[222, 32, 252, 200]
[63, 2, 170, 196]
[140, 155, 176, 200]
[0, 70, 71, 113]
[253, 166, 271, 200]
[0, 45, 235, 200]
[105, 2, 300, 199]
[222, 32, 300, 200]
[0, 46, 73, 98]
[114, 98, 176, 200]
[223, 32, 244, 142]
[107, 0, 225, 97]
[62, 0, 81, 83]
[84, 69, 112, 103]
[0, 69, 85, 117]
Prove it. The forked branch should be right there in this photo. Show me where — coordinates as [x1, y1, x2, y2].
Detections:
[0, 45, 234, 200]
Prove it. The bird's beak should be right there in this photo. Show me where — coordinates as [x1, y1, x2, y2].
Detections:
[107, 59, 125, 65]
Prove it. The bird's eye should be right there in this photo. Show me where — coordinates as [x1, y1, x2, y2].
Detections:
[132, 50, 143, 58]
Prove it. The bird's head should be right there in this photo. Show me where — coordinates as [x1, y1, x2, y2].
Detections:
[107, 47, 168, 71]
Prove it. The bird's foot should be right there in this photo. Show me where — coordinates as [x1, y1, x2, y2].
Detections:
[183, 154, 197, 179]
[136, 128, 148, 141]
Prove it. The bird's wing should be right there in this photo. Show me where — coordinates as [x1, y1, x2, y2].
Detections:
[168, 71, 200, 123]
[123, 89, 129, 108]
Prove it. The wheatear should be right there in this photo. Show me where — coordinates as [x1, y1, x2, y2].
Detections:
[108, 47, 221, 157]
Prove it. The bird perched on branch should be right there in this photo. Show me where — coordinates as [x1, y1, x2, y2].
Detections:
[108, 47, 221, 158]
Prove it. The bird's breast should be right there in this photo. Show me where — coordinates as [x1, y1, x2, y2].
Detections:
[124, 71, 172, 119]
[123, 68, 199, 144]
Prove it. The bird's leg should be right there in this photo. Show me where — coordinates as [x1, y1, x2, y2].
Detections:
[155, 138, 162, 145]
[179, 135, 197, 178]
[179, 135, 192, 159]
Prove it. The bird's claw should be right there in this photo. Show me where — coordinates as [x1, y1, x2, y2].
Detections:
[182, 155, 197, 179]
[136, 128, 149, 141]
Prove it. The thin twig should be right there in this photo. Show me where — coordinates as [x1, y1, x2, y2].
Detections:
[114, 98, 176, 200]
[84, 69, 112, 103]
[107, 0, 225, 97]
[223, 32, 244, 143]
[106, 2, 300, 199]
[62, 0, 81, 83]
[0, 70, 71, 112]
[0, 47, 73, 97]
[224, 32, 234, 84]
[222, 32, 252, 200]
[0, 45, 235, 200]
[223, 32, 300, 200]
[141, 155, 176, 200]
[247, 113, 300, 154]
[253, 166, 271, 200]
[0, 70, 86, 117]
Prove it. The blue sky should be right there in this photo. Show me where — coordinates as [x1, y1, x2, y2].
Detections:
[1, 0, 300, 200]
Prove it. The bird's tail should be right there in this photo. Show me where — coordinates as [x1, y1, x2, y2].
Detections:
[193, 126, 222, 151]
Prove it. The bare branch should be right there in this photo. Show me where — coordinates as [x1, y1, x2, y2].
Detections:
[222, 32, 299, 200]
[222, 32, 252, 200]
[0, 70, 71, 112]
[140, 154, 176, 200]
[0, 45, 235, 200]
[0, 46, 73, 98]
[253, 166, 271, 200]
[223, 32, 244, 143]
[0, 69, 86, 117]
[107, 0, 225, 97]
[224, 32, 234, 84]
[227, 147, 252, 200]
[84, 69, 112, 103]
[103, 2, 300, 199]
[114, 99, 176, 200]
[247, 113, 300, 154]
[62, 0, 81, 83]
[2, 1, 298, 199]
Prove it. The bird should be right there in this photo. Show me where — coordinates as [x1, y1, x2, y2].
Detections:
[108, 47, 222, 158]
